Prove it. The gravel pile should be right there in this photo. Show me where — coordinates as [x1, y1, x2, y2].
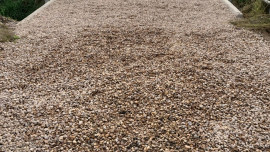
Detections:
[0, 0, 270, 151]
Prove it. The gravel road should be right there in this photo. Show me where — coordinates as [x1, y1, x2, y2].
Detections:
[1, 0, 270, 151]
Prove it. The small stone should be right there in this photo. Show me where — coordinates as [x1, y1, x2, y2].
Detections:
[59, 136, 64, 141]
[144, 146, 150, 151]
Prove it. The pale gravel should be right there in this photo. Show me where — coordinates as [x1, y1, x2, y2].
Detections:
[0, 0, 270, 151]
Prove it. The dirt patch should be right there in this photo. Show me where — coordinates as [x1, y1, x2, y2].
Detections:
[0, 24, 16, 42]
[0, 16, 17, 29]
[0, 16, 18, 42]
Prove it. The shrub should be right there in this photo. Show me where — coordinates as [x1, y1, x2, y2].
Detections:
[0, 0, 44, 21]
[232, 0, 269, 16]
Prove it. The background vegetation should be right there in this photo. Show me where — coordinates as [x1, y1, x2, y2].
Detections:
[231, 0, 270, 30]
[0, 0, 44, 21]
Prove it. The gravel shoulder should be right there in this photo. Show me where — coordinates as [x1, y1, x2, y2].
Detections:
[0, 0, 270, 151]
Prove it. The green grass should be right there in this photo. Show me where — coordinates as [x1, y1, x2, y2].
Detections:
[0, 23, 19, 42]
[0, 0, 45, 21]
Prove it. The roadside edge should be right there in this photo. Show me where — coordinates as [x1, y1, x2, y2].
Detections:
[19, 0, 57, 25]
[221, 0, 243, 17]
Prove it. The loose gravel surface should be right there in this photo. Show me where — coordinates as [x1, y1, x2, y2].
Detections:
[1, 0, 270, 151]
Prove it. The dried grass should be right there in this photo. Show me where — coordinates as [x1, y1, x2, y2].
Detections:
[232, 14, 270, 29]
[0, 24, 17, 42]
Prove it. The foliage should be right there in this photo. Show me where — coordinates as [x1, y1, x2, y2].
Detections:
[232, 0, 269, 16]
[0, 0, 44, 21]
[231, 0, 270, 30]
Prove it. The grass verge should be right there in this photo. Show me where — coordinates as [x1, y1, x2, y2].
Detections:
[231, 0, 270, 31]
[232, 14, 270, 29]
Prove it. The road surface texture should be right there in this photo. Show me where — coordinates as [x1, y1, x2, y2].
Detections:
[1, 0, 270, 151]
